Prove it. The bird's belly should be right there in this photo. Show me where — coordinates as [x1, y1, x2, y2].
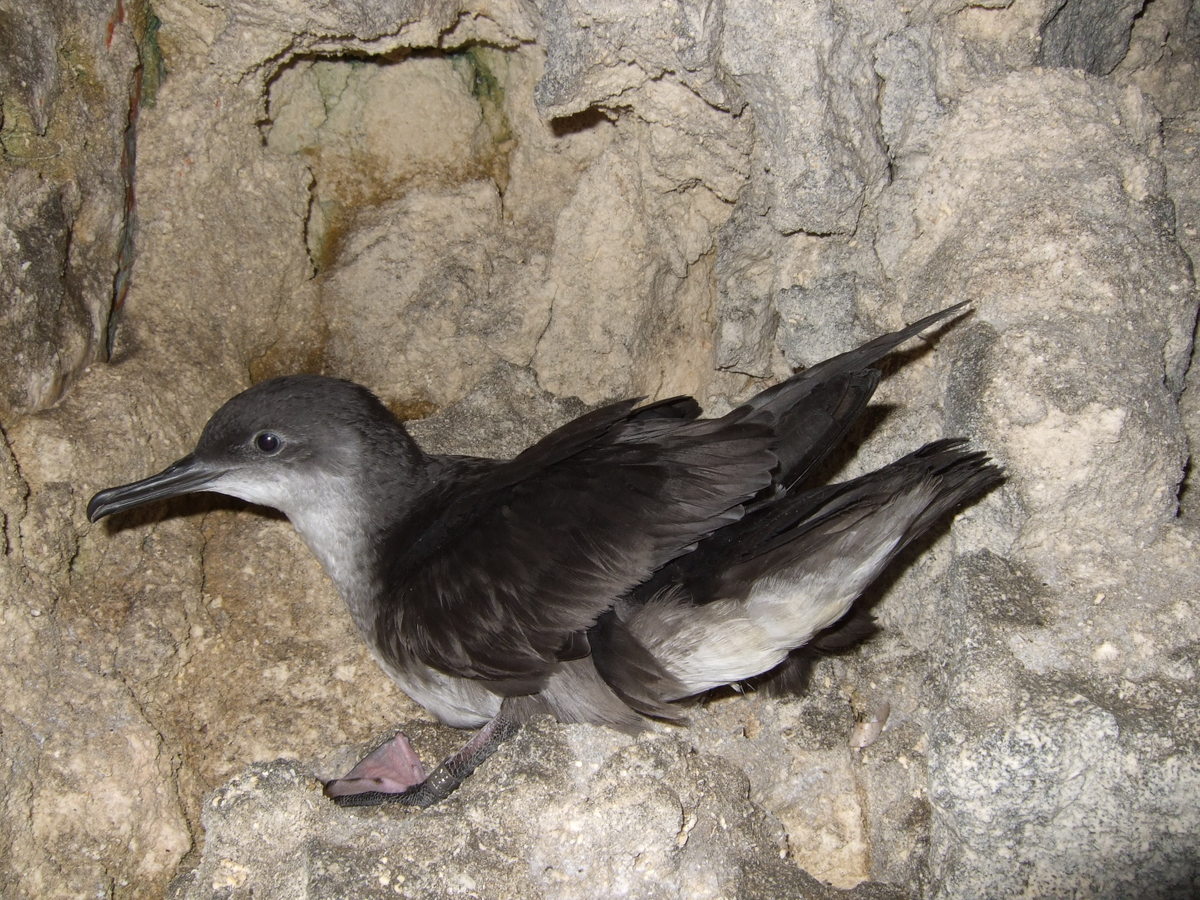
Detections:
[369, 647, 501, 728]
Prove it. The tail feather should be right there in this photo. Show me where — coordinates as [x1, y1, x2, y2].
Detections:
[891, 439, 1002, 546]
[626, 441, 1002, 699]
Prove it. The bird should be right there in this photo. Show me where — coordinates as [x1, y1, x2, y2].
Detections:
[87, 302, 1002, 808]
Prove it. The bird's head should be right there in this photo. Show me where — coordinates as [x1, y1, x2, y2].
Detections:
[87, 375, 417, 526]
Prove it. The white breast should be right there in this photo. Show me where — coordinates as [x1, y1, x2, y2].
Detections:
[368, 647, 501, 728]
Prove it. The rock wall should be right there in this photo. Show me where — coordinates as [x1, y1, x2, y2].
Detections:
[1, 0, 1197, 897]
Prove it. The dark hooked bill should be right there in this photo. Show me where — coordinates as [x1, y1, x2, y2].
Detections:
[87, 454, 220, 522]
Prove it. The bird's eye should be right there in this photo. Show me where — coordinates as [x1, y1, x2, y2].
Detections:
[254, 432, 282, 454]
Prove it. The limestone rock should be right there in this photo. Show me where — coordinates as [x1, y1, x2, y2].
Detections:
[168, 721, 905, 900]
[1, 0, 1197, 897]
[0, 0, 138, 414]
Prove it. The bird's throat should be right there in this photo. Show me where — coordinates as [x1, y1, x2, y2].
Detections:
[285, 488, 383, 635]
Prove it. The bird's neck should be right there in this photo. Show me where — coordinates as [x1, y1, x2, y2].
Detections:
[284, 429, 429, 636]
[288, 490, 381, 632]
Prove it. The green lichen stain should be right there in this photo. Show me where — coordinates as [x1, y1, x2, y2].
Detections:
[0, 1, 165, 175]
[1, 34, 106, 179]
[114, 0, 168, 107]
[459, 46, 505, 107]
[451, 46, 517, 194]
[0, 104, 58, 171]
[133, 8, 166, 108]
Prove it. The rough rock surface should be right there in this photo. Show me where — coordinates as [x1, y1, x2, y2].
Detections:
[0, 0, 140, 413]
[165, 720, 907, 900]
[1, 0, 1197, 898]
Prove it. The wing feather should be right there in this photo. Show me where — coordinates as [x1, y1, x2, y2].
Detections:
[372, 403, 777, 689]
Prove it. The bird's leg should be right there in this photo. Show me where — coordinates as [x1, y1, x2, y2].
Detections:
[325, 712, 519, 809]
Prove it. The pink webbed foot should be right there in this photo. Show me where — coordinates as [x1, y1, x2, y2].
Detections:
[324, 714, 519, 809]
[324, 732, 427, 800]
